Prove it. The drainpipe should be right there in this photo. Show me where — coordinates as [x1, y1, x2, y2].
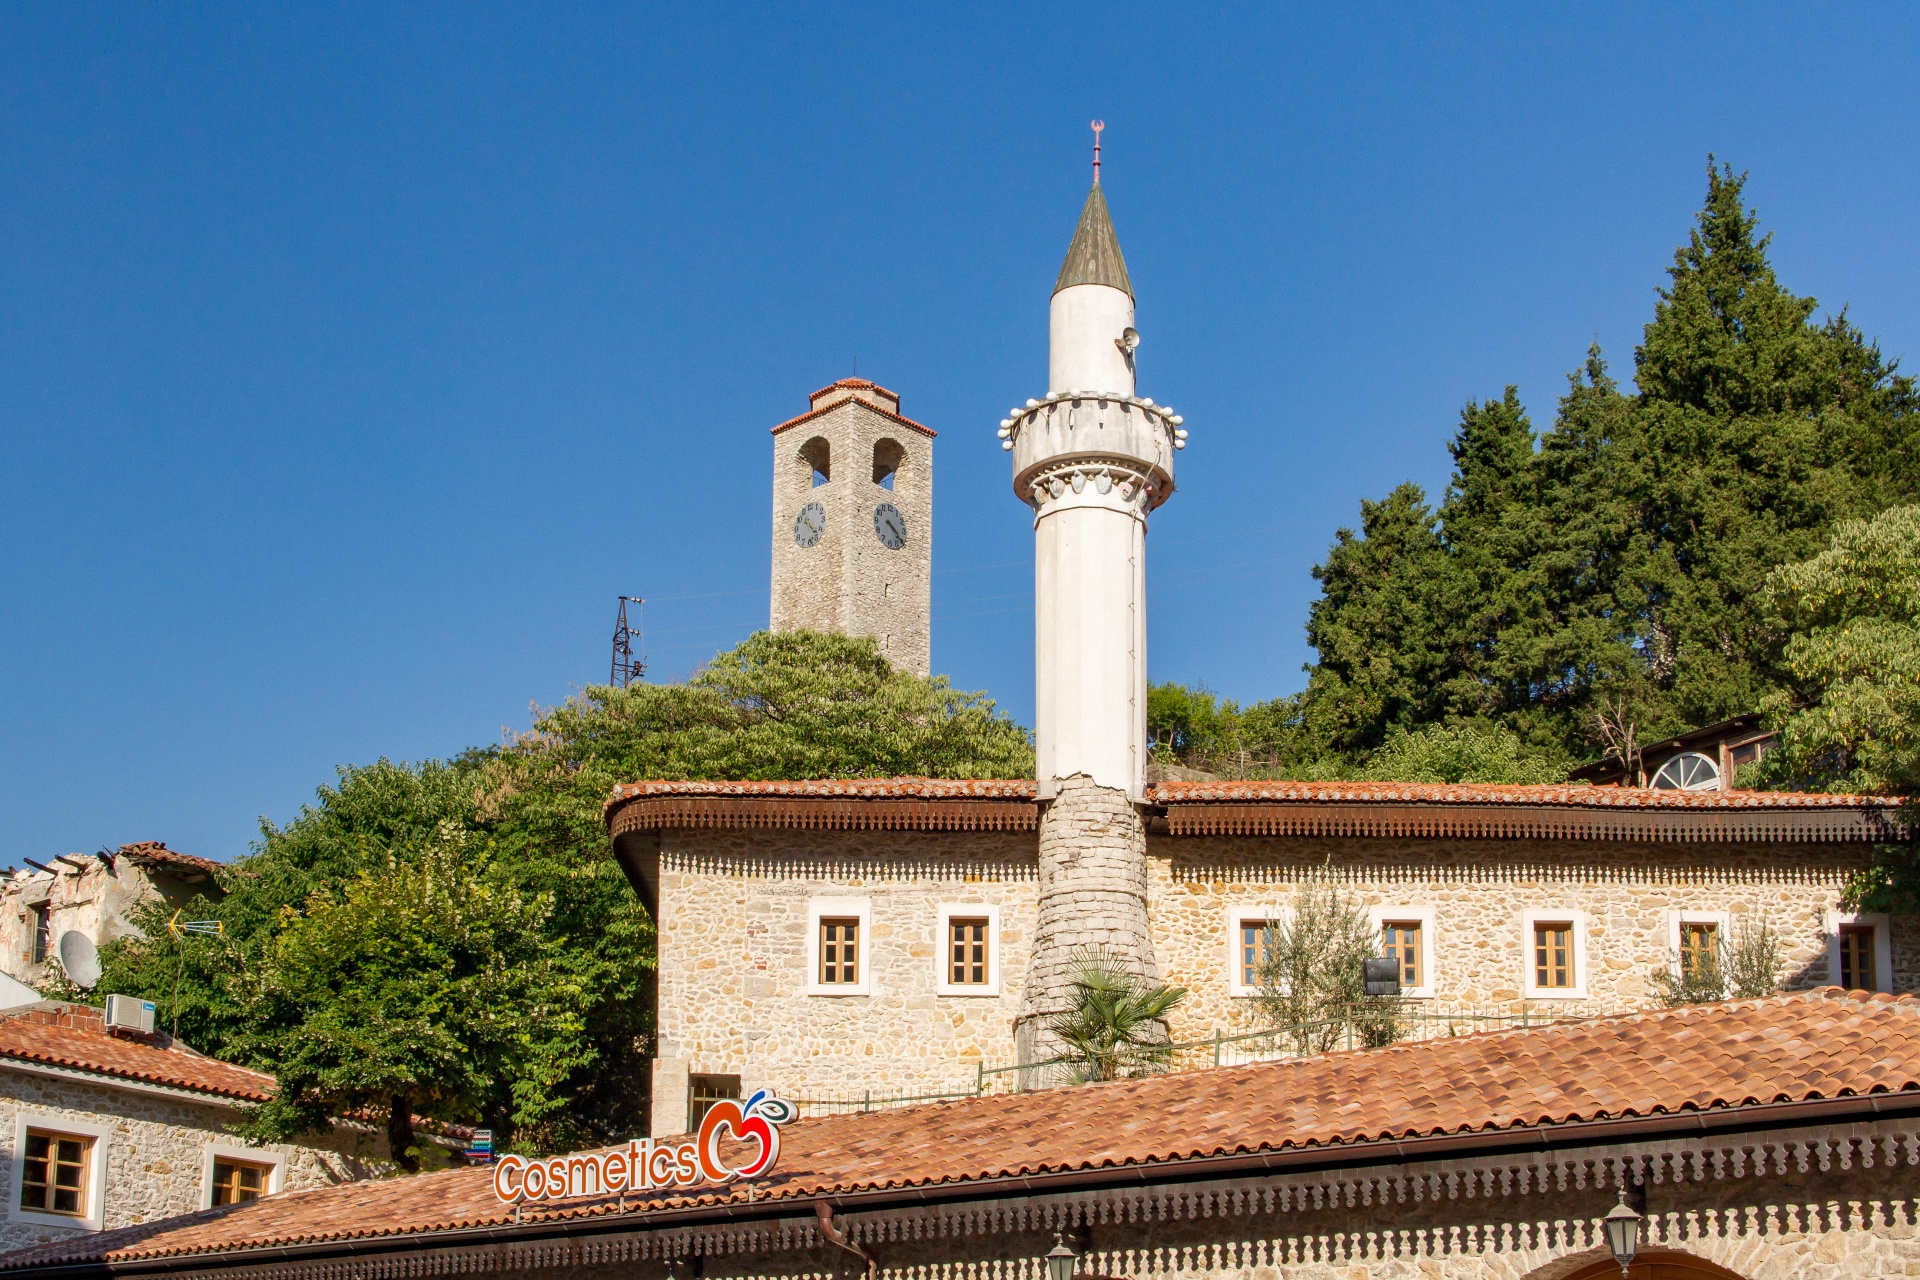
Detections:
[815, 1202, 877, 1280]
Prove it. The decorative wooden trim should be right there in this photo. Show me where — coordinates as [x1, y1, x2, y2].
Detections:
[1160, 800, 1903, 844]
[608, 795, 1039, 836]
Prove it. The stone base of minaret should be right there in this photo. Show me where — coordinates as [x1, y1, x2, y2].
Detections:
[1013, 775, 1163, 1068]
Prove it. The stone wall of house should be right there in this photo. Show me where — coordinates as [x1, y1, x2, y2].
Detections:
[652, 824, 1897, 1121]
[0, 1068, 378, 1252]
[650, 826, 1039, 1134]
[1148, 835, 1886, 1044]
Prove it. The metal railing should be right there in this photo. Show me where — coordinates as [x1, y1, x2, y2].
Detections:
[779, 1006, 1595, 1118]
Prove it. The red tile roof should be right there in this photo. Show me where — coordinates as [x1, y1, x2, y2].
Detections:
[0, 1005, 275, 1103]
[116, 840, 225, 878]
[604, 777, 1902, 842]
[607, 778, 1039, 835]
[6, 989, 1916, 1271]
[770, 390, 936, 439]
[1150, 779, 1891, 808]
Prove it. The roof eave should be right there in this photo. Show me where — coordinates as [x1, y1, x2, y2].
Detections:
[39, 1088, 1920, 1279]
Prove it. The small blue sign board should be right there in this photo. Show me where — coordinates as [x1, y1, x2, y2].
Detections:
[465, 1129, 493, 1163]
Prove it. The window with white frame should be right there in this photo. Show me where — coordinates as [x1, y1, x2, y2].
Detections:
[1367, 906, 1436, 999]
[935, 903, 1001, 996]
[1521, 910, 1589, 999]
[1226, 906, 1284, 997]
[1664, 910, 1731, 986]
[200, 1143, 286, 1210]
[1826, 910, 1892, 993]
[10, 1112, 110, 1232]
[805, 898, 872, 995]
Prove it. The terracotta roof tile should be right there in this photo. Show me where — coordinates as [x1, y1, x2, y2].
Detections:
[606, 777, 1036, 806]
[1149, 779, 1895, 809]
[115, 841, 225, 878]
[9, 990, 1916, 1269]
[0, 1005, 274, 1103]
[770, 396, 936, 439]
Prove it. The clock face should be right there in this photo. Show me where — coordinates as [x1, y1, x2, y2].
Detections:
[873, 503, 907, 550]
[793, 502, 826, 547]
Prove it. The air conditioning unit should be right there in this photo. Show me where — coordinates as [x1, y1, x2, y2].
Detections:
[104, 994, 156, 1034]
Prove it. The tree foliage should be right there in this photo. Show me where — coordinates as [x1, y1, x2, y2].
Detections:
[1042, 947, 1187, 1083]
[1273, 163, 1918, 770]
[1253, 871, 1400, 1054]
[1756, 506, 1920, 910]
[94, 630, 1031, 1160]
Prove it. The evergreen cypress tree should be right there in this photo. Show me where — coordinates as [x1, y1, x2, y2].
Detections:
[1290, 162, 1920, 771]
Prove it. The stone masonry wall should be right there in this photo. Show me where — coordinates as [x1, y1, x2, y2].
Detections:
[0, 1068, 377, 1253]
[651, 822, 1896, 1121]
[1016, 778, 1158, 1061]
[1149, 834, 1886, 1044]
[651, 826, 1038, 1133]
[769, 392, 933, 675]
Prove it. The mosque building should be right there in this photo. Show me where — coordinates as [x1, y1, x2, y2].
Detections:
[612, 155, 1906, 1135]
[7, 137, 1917, 1280]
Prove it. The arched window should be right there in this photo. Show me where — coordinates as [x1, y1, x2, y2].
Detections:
[799, 437, 830, 487]
[872, 438, 904, 491]
[1650, 751, 1720, 792]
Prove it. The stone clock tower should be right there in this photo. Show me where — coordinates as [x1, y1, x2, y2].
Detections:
[769, 380, 933, 675]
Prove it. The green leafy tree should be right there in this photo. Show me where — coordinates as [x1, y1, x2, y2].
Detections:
[1649, 918, 1782, 1007]
[240, 838, 585, 1170]
[1758, 505, 1920, 910]
[1357, 721, 1565, 785]
[95, 630, 1032, 1159]
[1254, 871, 1400, 1054]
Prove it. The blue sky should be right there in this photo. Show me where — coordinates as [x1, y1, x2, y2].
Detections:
[3, 5, 1916, 862]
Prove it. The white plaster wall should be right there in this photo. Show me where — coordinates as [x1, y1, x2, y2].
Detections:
[1033, 498, 1146, 794]
[1048, 283, 1134, 396]
[0, 1069, 376, 1252]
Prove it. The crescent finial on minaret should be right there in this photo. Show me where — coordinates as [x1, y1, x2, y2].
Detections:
[1091, 119, 1104, 185]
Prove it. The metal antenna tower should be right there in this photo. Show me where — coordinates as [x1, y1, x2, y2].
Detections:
[611, 596, 646, 687]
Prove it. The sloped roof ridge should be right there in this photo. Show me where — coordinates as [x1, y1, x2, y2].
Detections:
[0, 1004, 275, 1102]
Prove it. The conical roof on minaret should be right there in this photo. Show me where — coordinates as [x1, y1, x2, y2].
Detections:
[1052, 184, 1132, 298]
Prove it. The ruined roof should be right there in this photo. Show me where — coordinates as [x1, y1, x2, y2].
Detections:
[4, 989, 1915, 1272]
[0, 1004, 274, 1103]
[115, 841, 224, 879]
[1053, 183, 1132, 297]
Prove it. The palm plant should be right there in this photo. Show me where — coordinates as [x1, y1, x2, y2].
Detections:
[1044, 947, 1187, 1082]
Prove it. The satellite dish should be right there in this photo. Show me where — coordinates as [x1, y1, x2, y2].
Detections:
[57, 932, 100, 988]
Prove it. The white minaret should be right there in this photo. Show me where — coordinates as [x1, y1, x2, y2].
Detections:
[1003, 126, 1187, 1060]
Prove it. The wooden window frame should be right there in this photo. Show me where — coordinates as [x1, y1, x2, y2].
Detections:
[11, 1112, 109, 1231]
[1521, 910, 1589, 999]
[199, 1142, 285, 1210]
[19, 1129, 90, 1218]
[935, 903, 1000, 996]
[1226, 906, 1286, 997]
[1664, 910, 1732, 985]
[1825, 910, 1893, 994]
[805, 898, 872, 996]
[1367, 906, 1437, 999]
